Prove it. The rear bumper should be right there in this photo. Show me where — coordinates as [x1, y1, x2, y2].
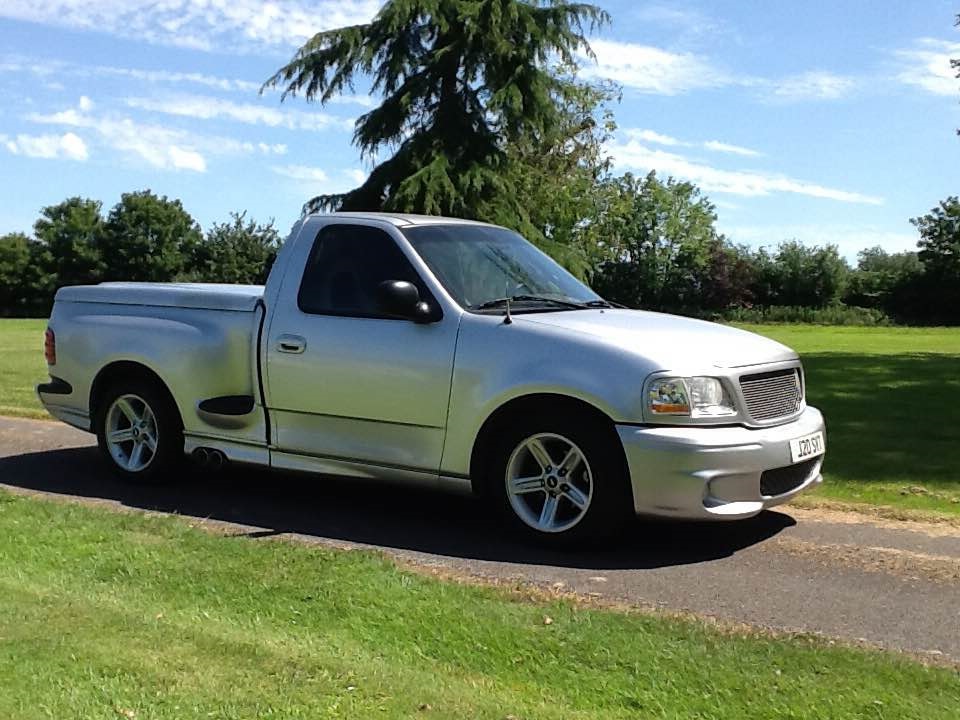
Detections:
[37, 381, 91, 432]
[617, 406, 825, 520]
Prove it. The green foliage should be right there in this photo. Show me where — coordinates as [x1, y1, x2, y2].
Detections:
[500, 70, 620, 277]
[189, 212, 281, 284]
[99, 190, 202, 282]
[263, 0, 608, 225]
[844, 246, 922, 312]
[0, 233, 31, 316]
[31, 197, 105, 293]
[0, 193, 279, 316]
[753, 240, 850, 308]
[913, 196, 960, 279]
[590, 172, 722, 311]
[901, 196, 960, 324]
[722, 304, 890, 326]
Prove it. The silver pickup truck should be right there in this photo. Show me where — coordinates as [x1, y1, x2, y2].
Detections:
[38, 212, 825, 545]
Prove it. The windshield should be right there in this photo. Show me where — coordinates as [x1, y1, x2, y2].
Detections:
[402, 224, 602, 312]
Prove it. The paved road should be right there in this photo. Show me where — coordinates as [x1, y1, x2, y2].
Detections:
[2, 416, 959, 662]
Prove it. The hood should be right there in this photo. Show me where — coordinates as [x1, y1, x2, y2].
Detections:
[517, 309, 797, 369]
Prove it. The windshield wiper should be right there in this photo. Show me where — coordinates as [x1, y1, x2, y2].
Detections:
[471, 295, 589, 311]
[583, 299, 621, 308]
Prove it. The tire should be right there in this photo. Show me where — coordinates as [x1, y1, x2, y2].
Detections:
[95, 377, 184, 483]
[488, 411, 632, 548]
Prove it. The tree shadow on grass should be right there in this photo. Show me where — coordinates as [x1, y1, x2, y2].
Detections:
[802, 352, 960, 487]
[0, 444, 793, 572]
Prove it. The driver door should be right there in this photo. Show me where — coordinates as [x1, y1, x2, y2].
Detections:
[265, 223, 459, 475]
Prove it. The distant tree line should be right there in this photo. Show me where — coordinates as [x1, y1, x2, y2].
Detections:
[1, 185, 958, 325]
[0, 191, 280, 317]
[587, 178, 959, 326]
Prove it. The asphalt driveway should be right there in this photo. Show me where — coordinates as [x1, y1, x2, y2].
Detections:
[2, 415, 958, 662]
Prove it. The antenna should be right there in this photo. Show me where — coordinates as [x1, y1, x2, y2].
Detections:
[503, 297, 513, 325]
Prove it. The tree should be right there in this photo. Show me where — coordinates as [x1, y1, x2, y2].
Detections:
[761, 241, 849, 308]
[99, 191, 202, 282]
[844, 245, 922, 311]
[32, 197, 105, 294]
[698, 239, 756, 311]
[908, 196, 960, 323]
[190, 213, 281, 284]
[913, 197, 960, 278]
[501, 70, 620, 276]
[0, 233, 32, 315]
[589, 172, 721, 311]
[263, 0, 608, 226]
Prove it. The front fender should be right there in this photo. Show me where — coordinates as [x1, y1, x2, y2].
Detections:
[440, 313, 653, 477]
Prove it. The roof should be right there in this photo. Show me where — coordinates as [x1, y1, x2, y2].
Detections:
[311, 211, 494, 228]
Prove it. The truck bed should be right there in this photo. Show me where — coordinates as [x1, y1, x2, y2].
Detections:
[56, 283, 265, 313]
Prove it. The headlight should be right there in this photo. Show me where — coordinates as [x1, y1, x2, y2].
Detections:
[647, 377, 736, 418]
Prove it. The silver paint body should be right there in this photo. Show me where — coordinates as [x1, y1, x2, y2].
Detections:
[39, 212, 825, 520]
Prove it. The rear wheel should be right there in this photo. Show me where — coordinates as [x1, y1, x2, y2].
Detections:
[489, 413, 632, 547]
[95, 379, 183, 483]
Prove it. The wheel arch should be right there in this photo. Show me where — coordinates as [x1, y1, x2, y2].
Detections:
[468, 393, 625, 496]
[89, 360, 183, 430]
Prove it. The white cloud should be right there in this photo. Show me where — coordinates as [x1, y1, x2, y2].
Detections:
[167, 145, 206, 172]
[894, 38, 960, 96]
[272, 165, 368, 194]
[2, 54, 380, 106]
[702, 140, 762, 157]
[628, 129, 687, 146]
[582, 41, 860, 103]
[327, 94, 377, 109]
[344, 168, 368, 184]
[626, 129, 763, 157]
[610, 139, 882, 205]
[582, 39, 737, 94]
[78, 95, 93, 111]
[273, 164, 329, 183]
[770, 71, 856, 101]
[125, 95, 354, 132]
[29, 97, 287, 172]
[3, 131, 88, 160]
[0, 0, 381, 52]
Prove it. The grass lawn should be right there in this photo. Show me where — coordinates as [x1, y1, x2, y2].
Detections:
[0, 318, 48, 419]
[0, 489, 958, 719]
[735, 325, 960, 516]
[3, 318, 959, 515]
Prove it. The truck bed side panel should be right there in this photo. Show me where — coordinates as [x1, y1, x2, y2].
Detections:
[44, 300, 267, 447]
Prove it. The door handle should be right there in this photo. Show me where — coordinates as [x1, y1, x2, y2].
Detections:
[276, 334, 306, 354]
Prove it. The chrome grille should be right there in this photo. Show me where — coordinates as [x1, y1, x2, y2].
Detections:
[739, 368, 802, 422]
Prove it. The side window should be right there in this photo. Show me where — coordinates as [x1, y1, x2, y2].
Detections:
[297, 224, 428, 318]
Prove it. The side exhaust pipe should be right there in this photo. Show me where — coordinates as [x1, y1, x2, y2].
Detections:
[208, 450, 225, 470]
[192, 447, 227, 469]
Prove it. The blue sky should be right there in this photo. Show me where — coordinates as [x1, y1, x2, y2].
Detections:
[1, 0, 957, 261]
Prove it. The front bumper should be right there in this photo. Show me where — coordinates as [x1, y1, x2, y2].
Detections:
[617, 406, 825, 520]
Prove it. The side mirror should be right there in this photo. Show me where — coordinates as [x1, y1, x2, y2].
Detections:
[377, 280, 432, 322]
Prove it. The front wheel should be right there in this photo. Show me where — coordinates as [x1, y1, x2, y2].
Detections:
[95, 380, 183, 483]
[490, 415, 632, 547]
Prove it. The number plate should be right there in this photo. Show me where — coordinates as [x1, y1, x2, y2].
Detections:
[789, 431, 824, 464]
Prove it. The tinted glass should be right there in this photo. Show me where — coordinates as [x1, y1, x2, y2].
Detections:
[298, 224, 426, 317]
[402, 224, 600, 310]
